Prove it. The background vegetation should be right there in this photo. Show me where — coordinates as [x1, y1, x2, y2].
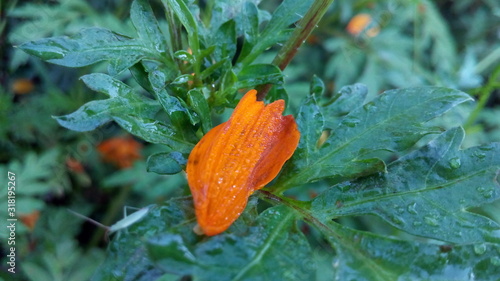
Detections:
[1, 0, 500, 280]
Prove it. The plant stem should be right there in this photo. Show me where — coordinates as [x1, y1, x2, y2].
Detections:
[257, 0, 335, 100]
[464, 64, 500, 130]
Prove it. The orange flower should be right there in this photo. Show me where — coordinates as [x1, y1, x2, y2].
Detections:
[346, 13, 379, 37]
[19, 210, 40, 231]
[97, 136, 142, 168]
[187, 90, 300, 236]
[12, 78, 35, 95]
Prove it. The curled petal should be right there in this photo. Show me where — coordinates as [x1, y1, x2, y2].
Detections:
[187, 90, 300, 236]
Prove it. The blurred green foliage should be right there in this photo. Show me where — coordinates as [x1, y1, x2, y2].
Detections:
[1, 0, 500, 280]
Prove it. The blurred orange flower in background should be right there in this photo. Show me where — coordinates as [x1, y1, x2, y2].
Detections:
[97, 136, 142, 169]
[346, 13, 380, 37]
[19, 210, 40, 231]
[187, 90, 300, 236]
[12, 78, 35, 95]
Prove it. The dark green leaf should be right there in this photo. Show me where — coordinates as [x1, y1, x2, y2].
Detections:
[187, 89, 212, 133]
[278, 87, 473, 188]
[310, 75, 325, 96]
[130, 0, 167, 54]
[113, 115, 193, 153]
[94, 199, 315, 281]
[54, 73, 160, 131]
[19, 27, 161, 75]
[235, 64, 283, 89]
[323, 221, 500, 281]
[161, 0, 200, 55]
[147, 151, 187, 175]
[237, 0, 313, 65]
[149, 205, 315, 281]
[313, 127, 500, 243]
[322, 83, 368, 129]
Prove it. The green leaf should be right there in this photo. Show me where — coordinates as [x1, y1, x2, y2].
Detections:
[130, 0, 167, 53]
[94, 199, 315, 280]
[147, 151, 187, 175]
[313, 127, 500, 244]
[323, 221, 500, 281]
[19, 27, 162, 75]
[149, 205, 315, 280]
[113, 115, 193, 153]
[187, 89, 212, 133]
[237, 0, 313, 66]
[321, 83, 368, 129]
[235, 64, 283, 89]
[162, 0, 200, 55]
[278, 87, 473, 188]
[54, 73, 160, 131]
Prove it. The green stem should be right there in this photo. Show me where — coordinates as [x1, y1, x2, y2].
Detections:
[464, 64, 500, 130]
[257, 0, 335, 100]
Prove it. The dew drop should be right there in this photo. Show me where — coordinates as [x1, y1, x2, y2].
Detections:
[342, 118, 360, 128]
[413, 221, 422, 226]
[363, 102, 376, 111]
[407, 202, 418, 214]
[391, 216, 404, 225]
[473, 151, 486, 159]
[490, 256, 500, 266]
[424, 216, 439, 226]
[448, 157, 461, 169]
[459, 199, 466, 204]
[483, 190, 494, 198]
[474, 244, 487, 255]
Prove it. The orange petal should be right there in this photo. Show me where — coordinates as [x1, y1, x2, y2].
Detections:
[187, 90, 300, 236]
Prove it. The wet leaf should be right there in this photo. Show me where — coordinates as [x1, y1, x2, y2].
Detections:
[313, 127, 500, 243]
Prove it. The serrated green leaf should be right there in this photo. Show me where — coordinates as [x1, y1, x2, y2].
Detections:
[130, 0, 167, 53]
[187, 89, 212, 133]
[323, 221, 500, 281]
[278, 87, 473, 188]
[113, 115, 193, 153]
[162, 0, 200, 55]
[19, 27, 162, 75]
[313, 127, 500, 244]
[321, 83, 368, 129]
[235, 64, 283, 89]
[94, 199, 315, 281]
[149, 205, 315, 281]
[147, 151, 186, 175]
[237, 0, 313, 66]
[54, 73, 161, 132]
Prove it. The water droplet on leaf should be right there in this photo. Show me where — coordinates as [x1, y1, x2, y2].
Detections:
[474, 244, 487, 255]
[448, 157, 461, 169]
[424, 216, 439, 226]
[490, 256, 500, 266]
[407, 202, 418, 214]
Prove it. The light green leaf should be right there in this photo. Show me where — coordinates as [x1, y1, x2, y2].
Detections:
[313, 127, 500, 243]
